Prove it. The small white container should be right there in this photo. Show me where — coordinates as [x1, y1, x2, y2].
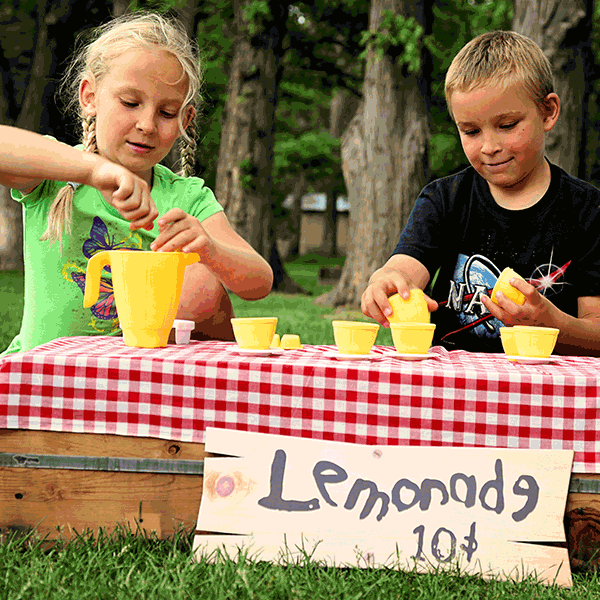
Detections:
[172, 319, 195, 345]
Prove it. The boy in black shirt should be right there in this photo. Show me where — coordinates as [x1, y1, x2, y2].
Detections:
[361, 30, 600, 355]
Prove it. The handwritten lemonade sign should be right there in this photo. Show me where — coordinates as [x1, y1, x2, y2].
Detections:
[193, 428, 573, 587]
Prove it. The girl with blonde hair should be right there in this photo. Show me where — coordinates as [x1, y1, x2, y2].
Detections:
[0, 12, 273, 355]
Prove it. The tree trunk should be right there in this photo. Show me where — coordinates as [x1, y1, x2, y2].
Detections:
[319, 88, 360, 258]
[283, 172, 309, 262]
[0, 1, 51, 271]
[112, 0, 129, 18]
[320, 190, 338, 257]
[215, 0, 303, 292]
[159, 0, 200, 173]
[316, 0, 430, 307]
[513, 0, 592, 179]
[0, 0, 111, 271]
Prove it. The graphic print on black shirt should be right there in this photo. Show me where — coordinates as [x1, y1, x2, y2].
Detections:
[434, 250, 571, 352]
[436, 253, 502, 349]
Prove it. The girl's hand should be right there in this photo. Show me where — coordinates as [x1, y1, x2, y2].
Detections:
[481, 277, 554, 326]
[150, 208, 215, 257]
[89, 160, 158, 231]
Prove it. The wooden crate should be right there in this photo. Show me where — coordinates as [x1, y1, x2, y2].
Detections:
[565, 474, 600, 568]
[1, 427, 600, 569]
[0, 429, 207, 539]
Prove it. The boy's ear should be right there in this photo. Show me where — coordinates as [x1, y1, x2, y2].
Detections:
[542, 92, 560, 132]
[79, 76, 98, 117]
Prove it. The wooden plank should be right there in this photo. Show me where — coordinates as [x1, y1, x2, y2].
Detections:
[0, 429, 206, 540]
[194, 428, 573, 586]
[0, 429, 207, 460]
[193, 534, 571, 587]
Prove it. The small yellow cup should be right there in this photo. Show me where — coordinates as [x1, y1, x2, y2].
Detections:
[280, 334, 303, 349]
[271, 334, 281, 348]
[332, 321, 380, 355]
[231, 317, 278, 350]
[512, 326, 559, 358]
[499, 327, 519, 356]
[387, 290, 429, 323]
[390, 323, 436, 354]
[491, 268, 526, 306]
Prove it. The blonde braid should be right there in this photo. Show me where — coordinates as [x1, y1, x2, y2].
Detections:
[177, 127, 196, 178]
[82, 113, 98, 153]
[39, 115, 98, 251]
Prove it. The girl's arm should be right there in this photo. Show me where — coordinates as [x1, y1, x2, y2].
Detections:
[152, 209, 273, 300]
[0, 125, 99, 191]
[0, 125, 157, 231]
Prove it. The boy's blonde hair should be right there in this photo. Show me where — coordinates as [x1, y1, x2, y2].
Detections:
[41, 11, 203, 248]
[445, 30, 555, 121]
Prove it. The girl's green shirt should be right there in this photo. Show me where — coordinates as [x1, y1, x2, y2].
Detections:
[1, 160, 223, 356]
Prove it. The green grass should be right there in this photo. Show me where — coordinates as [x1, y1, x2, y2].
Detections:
[0, 270, 24, 353]
[0, 527, 598, 599]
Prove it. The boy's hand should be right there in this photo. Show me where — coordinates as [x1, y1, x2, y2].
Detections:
[481, 277, 553, 326]
[361, 270, 437, 327]
[89, 161, 158, 231]
[150, 208, 215, 257]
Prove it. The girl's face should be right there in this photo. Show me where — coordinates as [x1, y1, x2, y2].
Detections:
[80, 47, 193, 187]
[449, 82, 559, 202]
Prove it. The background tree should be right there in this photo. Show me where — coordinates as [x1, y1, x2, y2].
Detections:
[214, 0, 368, 291]
[317, 0, 432, 307]
[513, 0, 593, 179]
[214, 0, 305, 291]
[0, 0, 110, 271]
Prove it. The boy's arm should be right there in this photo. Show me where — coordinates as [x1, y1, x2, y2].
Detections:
[481, 280, 600, 356]
[361, 254, 438, 327]
[554, 296, 600, 356]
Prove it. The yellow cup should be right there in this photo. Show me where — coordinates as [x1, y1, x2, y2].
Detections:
[491, 268, 526, 306]
[512, 326, 559, 358]
[83, 250, 199, 348]
[271, 333, 281, 348]
[387, 290, 429, 323]
[231, 317, 278, 349]
[332, 321, 380, 355]
[499, 327, 519, 356]
[390, 323, 436, 354]
[280, 334, 303, 349]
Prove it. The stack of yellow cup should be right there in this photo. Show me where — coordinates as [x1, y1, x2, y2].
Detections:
[388, 289, 435, 354]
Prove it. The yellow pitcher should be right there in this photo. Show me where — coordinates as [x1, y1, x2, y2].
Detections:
[83, 250, 200, 348]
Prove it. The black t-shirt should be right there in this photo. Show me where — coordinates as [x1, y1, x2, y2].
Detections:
[392, 162, 600, 353]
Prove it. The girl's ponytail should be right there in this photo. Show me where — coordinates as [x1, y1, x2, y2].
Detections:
[39, 115, 98, 250]
[38, 184, 75, 251]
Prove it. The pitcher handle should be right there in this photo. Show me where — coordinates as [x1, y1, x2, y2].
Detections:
[83, 251, 112, 308]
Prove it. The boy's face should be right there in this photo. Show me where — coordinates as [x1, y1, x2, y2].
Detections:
[450, 82, 559, 199]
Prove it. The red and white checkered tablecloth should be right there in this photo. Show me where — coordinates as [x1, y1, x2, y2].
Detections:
[1, 336, 599, 472]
